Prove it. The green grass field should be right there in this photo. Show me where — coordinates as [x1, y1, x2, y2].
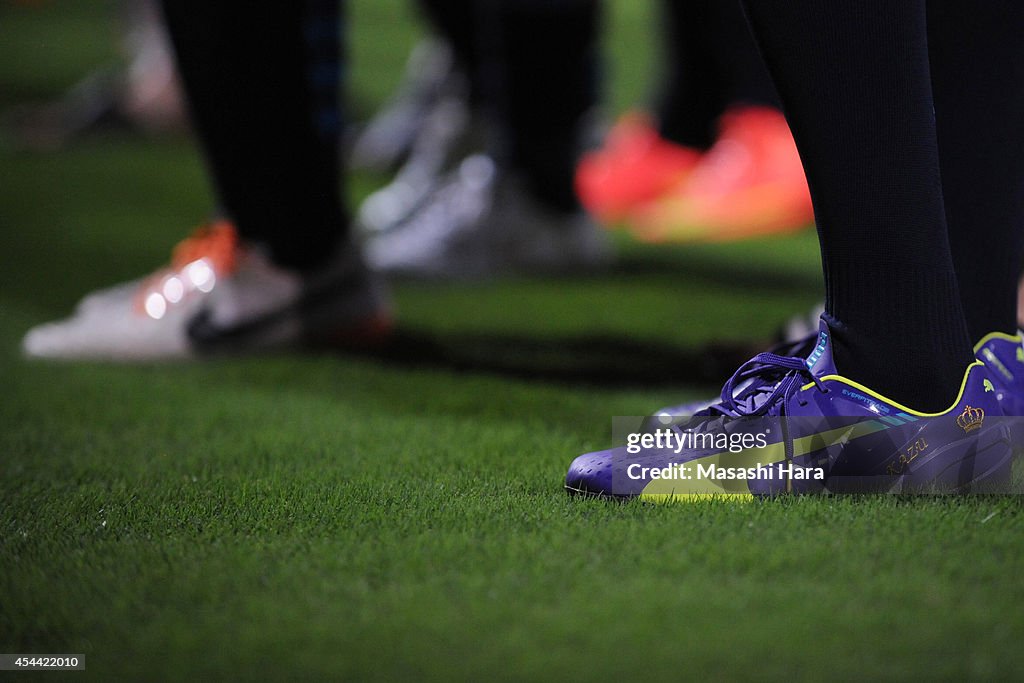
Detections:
[2, 2, 1023, 680]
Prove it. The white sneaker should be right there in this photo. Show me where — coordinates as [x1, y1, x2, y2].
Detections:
[22, 222, 392, 360]
[349, 38, 461, 173]
[357, 95, 476, 234]
[365, 154, 614, 279]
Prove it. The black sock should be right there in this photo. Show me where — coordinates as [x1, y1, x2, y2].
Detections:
[929, 0, 1024, 341]
[740, 0, 973, 411]
[478, 0, 600, 213]
[160, 0, 348, 271]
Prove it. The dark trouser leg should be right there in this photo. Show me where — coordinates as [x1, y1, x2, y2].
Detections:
[161, 0, 347, 270]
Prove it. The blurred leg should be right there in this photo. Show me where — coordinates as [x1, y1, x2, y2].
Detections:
[416, 0, 480, 101]
[705, 0, 777, 110]
[657, 0, 779, 148]
[160, 0, 348, 270]
[480, 0, 601, 212]
[656, 0, 720, 149]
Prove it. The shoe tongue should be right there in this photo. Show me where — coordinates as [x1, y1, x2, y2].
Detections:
[803, 317, 838, 378]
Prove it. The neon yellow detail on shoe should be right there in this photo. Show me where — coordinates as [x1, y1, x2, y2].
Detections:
[800, 361, 982, 417]
[972, 331, 1023, 354]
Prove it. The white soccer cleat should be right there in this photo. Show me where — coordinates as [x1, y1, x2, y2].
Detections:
[349, 38, 462, 173]
[22, 221, 392, 361]
[357, 95, 476, 235]
[365, 154, 613, 279]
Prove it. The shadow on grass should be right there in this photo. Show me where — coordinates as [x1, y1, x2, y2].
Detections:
[608, 250, 821, 296]
[346, 326, 770, 389]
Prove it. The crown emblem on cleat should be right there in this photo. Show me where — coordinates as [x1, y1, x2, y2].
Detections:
[956, 405, 984, 433]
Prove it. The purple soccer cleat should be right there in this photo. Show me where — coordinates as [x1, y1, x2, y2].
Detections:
[974, 331, 1024, 446]
[567, 318, 1015, 500]
[650, 327, 1024, 431]
[643, 332, 819, 432]
[974, 332, 1024, 416]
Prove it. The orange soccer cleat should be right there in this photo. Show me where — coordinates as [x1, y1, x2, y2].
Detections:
[575, 111, 701, 224]
[630, 106, 814, 243]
